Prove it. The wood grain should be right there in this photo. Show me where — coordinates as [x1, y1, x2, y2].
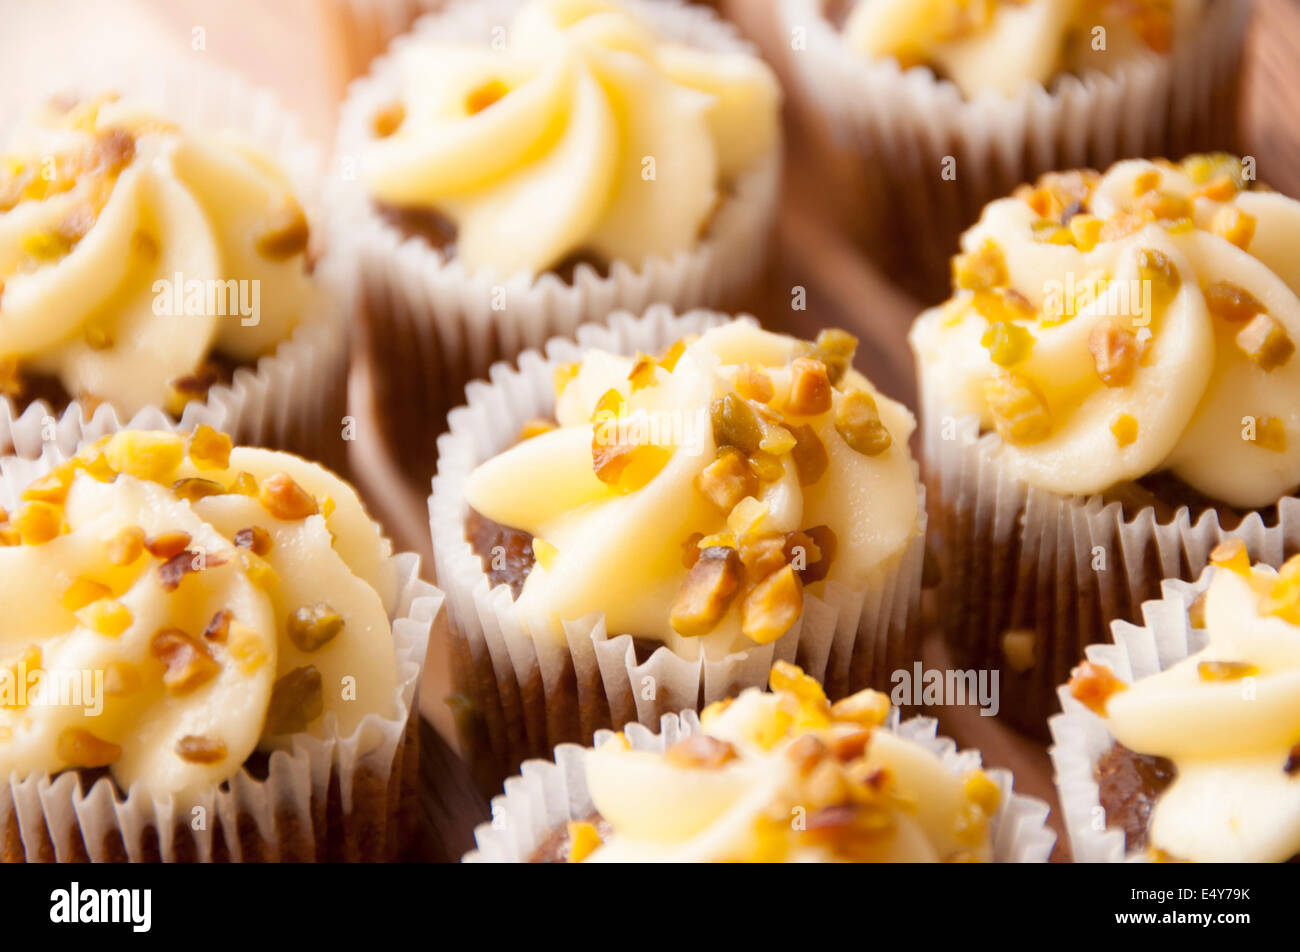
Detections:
[6, 0, 1296, 863]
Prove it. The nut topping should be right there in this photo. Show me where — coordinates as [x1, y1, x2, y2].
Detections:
[786, 357, 833, 416]
[1067, 660, 1126, 715]
[983, 372, 1051, 445]
[255, 200, 310, 260]
[175, 735, 227, 764]
[234, 525, 273, 556]
[1088, 320, 1140, 387]
[696, 448, 759, 512]
[287, 603, 344, 653]
[670, 545, 742, 637]
[1235, 313, 1295, 371]
[664, 735, 738, 769]
[57, 727, 121, 768]
[151, 629, 220, 695]
[264, 665, 323, 736]
[260, 472, 319, 520]
[741, 565, 803, 645]
[834, 390, 892, 456]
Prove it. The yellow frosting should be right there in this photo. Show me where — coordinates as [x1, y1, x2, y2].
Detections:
[361, 0, 780, 277]
[464, 321, 922, 658]
[467, 323, 925, 658]
[1084, 549, 1300, 862]
[0, 430, 397, 803]
[910, 155, 1300, 509]
[843, 0, 1204, 97]
[0, 94, 317, 416]
[575, 663, 998, 862]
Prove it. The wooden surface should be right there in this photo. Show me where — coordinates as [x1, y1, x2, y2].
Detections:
[345, 0, 1300, 862]
[7, 0, 1299, 862]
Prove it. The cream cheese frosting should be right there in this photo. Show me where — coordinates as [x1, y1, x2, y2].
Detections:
[464, 321, 922, 658]
[360, 0, 780, 278]
[0, 429, 397, 804]
[1072, 543, 1300, 862]
[0, 93, 318, 417]
[842, 0, 1205, 98]
[910, 155, 1300, 509]
[570, 662, 999, 862]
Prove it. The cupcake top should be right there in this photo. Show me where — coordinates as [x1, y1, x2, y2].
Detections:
[1069, 541, 1300, 862]
[570, 662, 1000, 862]
[910, 155, 1300, 510]
[464, 320, 921, 658]
[840, 0, 1204, 97]
[0, 93, 318, 417]
[0, 429, 398, 803]
[360, 0, 780, 278]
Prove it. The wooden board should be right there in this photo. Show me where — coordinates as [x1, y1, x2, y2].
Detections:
[348, 0, 1300, 863]
[8, 0, 1300, 863]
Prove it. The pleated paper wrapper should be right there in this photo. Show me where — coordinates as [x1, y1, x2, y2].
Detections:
[465, 707, 1056, 862]
[776, 0, 1251, 299]
[333, 0, 781, 470]
[430, 306, 926, 783]
[921, 399, 1300, 738]
[0, 59, 351, 472]
[1048, 574, 1208, 863]
[0, 411, 442, 861]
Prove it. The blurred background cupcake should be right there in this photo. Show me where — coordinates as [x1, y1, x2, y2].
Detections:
[775, 0, 1252, 301]
[0, 422, 439, 860]
[334, 0, 782, 473]
[467, 661, 1055, 862]
[910, 153, 1300, 736]
[1051, 545, 1300, 862]
[0, 67, 352, 468]
[430, 308, 926, 785]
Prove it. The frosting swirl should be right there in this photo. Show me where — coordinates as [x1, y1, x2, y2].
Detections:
[0, 429, 397, 803]
[0, 94, 317, 417]
[572, 662, 999, 862]
[910, 155, 1300, 509]
[1071, 544, 1300, 862]
[842, 0, 1205, 97]
[360, 0, 780, 277]
[465, 321, 922, 657]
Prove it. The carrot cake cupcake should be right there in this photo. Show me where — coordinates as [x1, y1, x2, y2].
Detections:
[467, 661, 1055, 862]
[777, 0, 1250, 298]
[0, 426, 439, 861]
[0, 82, 347, 465]
[1052, 543, 1300, 862]
[431, 307, 926, 781]
[336, 0, 781, 468]
[909, 154, 1300, 735]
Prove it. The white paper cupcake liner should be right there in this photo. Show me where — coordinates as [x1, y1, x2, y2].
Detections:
[0, 59, 352, 471]
[465, 706, 1056, 862]
[0, 412, 442, 862]
[921, 399, 1300, 737]
[333, 0, 782, 466]
[429, 305, 927, 782]
[777, 0, 1251, 297]
[1047, 573, 1208, 863]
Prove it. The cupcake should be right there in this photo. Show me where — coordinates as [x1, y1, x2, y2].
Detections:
[336, 0, 782, 470]
[0, 424, 439, 860]
[466, 661, 1055, 862]
[0, 80, 349, 467]
[431, 307, 926, 783]
[777, 0, 1251, 299]
[1051, 543, 1300, 862]
[909, 154, 1300, 736]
